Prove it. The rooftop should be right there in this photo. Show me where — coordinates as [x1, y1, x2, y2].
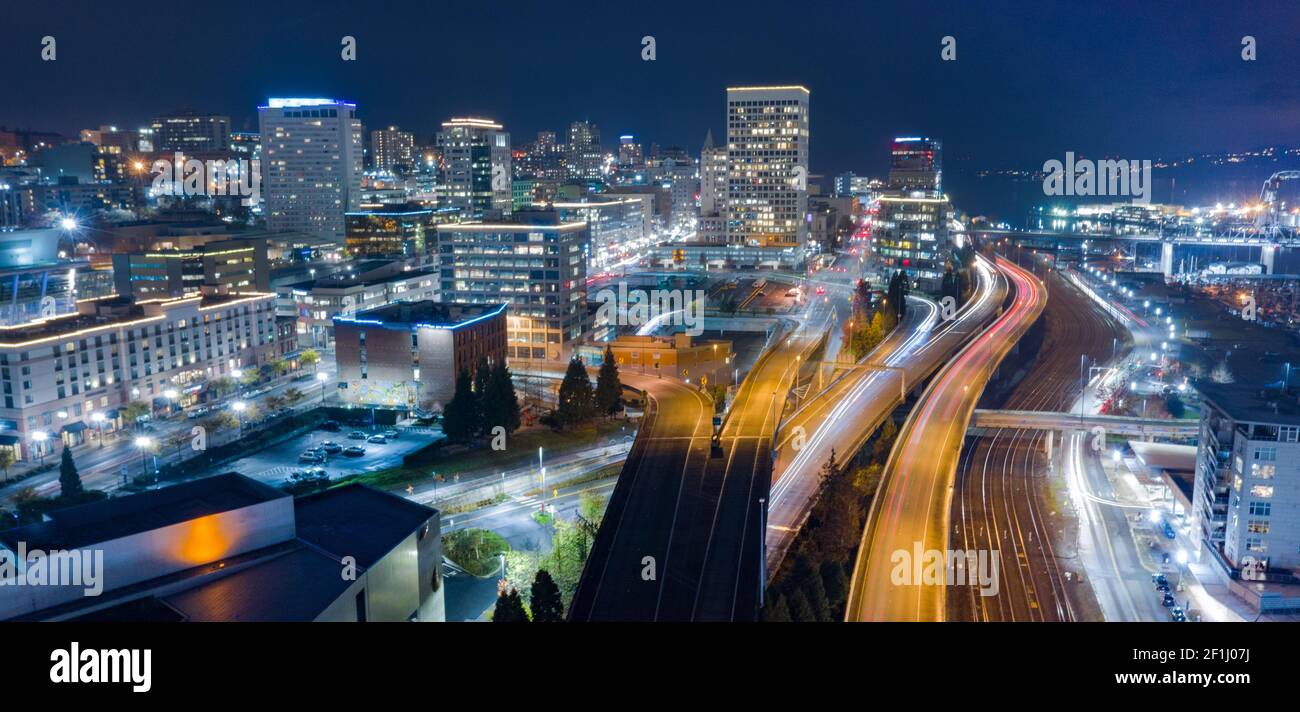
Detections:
[334, 300, 506, 331]
[0, 292, 275, 347]
[0, 473, 286, 550]
[1196, 380, 1300, 426]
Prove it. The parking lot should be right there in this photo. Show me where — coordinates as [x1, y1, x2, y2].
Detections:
[201, 424, 443, 487]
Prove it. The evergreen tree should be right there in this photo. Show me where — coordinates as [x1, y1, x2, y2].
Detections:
[787, 588, 815, 622]
[762, 591, 793, 623]
[59, 445, 83, 498]
[442, 368, 477, 443]
[529, 569, 565, 622]
[556, 356, 596, 428]
[803, 571, 832, 622]
[473, 358, 492, 435]
[492, 588, 530, 622]
[594, 345, 623, 416]
[481, 361, 522, 434]
[820, 560, 849, 611]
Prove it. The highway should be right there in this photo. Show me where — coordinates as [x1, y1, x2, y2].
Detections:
[949, 261, 1125, 621]
[571, 299, 833, 621]
[845, 255, 1045, 622]
[766, 256, 1007, 576]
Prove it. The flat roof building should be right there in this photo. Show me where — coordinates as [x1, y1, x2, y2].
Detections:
[0, 473, 445, 622]
[335, 301, 507, 411]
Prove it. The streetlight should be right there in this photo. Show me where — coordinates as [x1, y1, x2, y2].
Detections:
[163, 389, 179, 416]
[316, 371, 330, 405]
[232, 400, 247, 436]
[135, 436, 155, 478]
[91, 411, 106, 447]
[30, 431, 48, 465]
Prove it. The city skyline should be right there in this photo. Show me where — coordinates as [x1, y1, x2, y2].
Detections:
[3, 0, 1299, 181]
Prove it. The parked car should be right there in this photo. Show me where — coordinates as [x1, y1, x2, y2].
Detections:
[382, 429, 399, 439]
[298, 451, 325, 464]
[319, 441, 343, 454]
[1152, 573, 1168, 587]
[320, 420, 341, 432]
[1161, 592, 1176, 607]
[1155, 580, 1171, 593]
[342, 446, 366, 457]
[1169, 606, 1187, 622]
[367, 434, 387, 444]
[347, 431, 368, 440]
[187, 407, 209, 419]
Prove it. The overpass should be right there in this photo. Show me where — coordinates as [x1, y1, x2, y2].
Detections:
[969, 409, 1198, 438]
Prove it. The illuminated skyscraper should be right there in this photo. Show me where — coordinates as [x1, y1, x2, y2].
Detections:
[887, 136, 942, 192]
[369, 125, 416, 172]
[258, 98, 364, 240]
[724, 86, 809, 252]
[436, 118, 511, 217]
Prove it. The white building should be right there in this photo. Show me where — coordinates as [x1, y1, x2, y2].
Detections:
[724, 86, 810, 255]
[258, 98, 364, 241]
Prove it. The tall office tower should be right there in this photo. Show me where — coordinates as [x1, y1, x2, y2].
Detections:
[887, 136, 942, 192]
[436, 117, 512, 217]
[567, 120, 604, 180]
[618, 135, 644, 169]
[258, 98, 364, 240]
[657, 146, 697, 232]
[699, 129, 727, 216]
[370, 125, 416, 172]
[724, 86, 810, 251]
[150, 111, 231, 154]
[520, 131, 565, 181]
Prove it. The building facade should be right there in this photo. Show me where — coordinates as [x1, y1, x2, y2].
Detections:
[335, 301, 507, 411]
[111, 237, 270, 299]
[725, 86, 810, 254]
[0, 290, 284, 459]
[435, 211, 589, 363]
[344, 205, 434, 264]
[150, 111, 231, 154]
[436, 118, 511, 217]
[369, 126, 416, 172]
[258, 98, 364, 240]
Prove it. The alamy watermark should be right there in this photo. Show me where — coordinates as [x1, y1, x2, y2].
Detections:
[150, 152, 261, 207]
[0, 542, 104, 596]
[593, 282, 706, 336]
[890, 542, 1000, 597]
[1043, 152, 1152, 205]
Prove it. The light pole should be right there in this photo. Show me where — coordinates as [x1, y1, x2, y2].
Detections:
[317, 371, 330, 406]
[92, 411, 106, 447]
[135, 436, 154, 478]
[163, 389, 179, 416]
[232, 400, 247, 437]
[30, 431, 48, 466]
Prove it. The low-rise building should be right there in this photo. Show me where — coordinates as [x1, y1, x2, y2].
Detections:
[110, 237, 270, 299]
[276, 262, 438, 348]
[0, 473, 445, 622]
[335, 301, 507, 411]
[0, 288, 285, 459]
[344, 204, 435, 265]
[575, 333, 733, 387]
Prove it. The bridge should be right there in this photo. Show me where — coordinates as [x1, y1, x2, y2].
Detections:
[969, 409, 1198, 437]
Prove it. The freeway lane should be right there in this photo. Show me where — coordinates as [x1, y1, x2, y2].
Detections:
[845, 255, 1045, 622]
[766, 256, 1006, 576]
[571, 298, 834, 620]
[567, 372, 715, 621]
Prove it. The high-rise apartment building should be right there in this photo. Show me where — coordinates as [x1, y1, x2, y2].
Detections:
[370, 125, 416, 172]
[257, 98, 364, 240]
[436, 118, 511, 217]
[150, 111, 231, 154]
[618, 135, 644, 169]
[724, 86, 810, 252]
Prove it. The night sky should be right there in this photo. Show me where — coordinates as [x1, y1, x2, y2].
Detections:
[3, 0, 1298, 177]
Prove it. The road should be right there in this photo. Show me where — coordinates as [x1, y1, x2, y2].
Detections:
[845, 254, 1045, 621]
[766, 257, 1008, 576]
[571, 298, 833, 621]
[950, 260, 1126, 621]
